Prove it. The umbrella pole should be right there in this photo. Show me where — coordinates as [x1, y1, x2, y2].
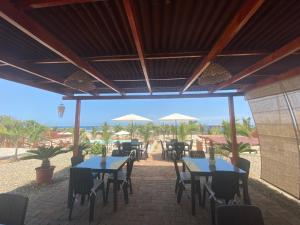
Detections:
[131, 121, 133, 140]
[175, 120, 178, 140]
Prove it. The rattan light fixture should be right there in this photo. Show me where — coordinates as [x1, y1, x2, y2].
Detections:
[198, 63, 232, 86]
[57, 103, 65, 118]
[64, 70, 96, 91]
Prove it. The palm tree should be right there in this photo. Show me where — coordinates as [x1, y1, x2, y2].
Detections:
[186, 121, 201, 139]
[177, 123, 188, 141]
[215, 138, 257, 157]
[91, 127, 98, 139]
[24, 120, 48, 148]
[138, 123, 153, 143]
[113, 124, 123, 133]
[101, 122, 112, 149]
[22, 146, 70, 167]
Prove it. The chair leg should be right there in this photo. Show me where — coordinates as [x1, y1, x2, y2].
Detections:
[202, 188, 206, 207]
[129, 178, 133, 194]
[196, 182, 202, 206]
[210, 199, 216, 225]
[175, 178, 179, 193]
[102, 184, 106, 206]
[177, 184, 184, 203]
[68, 197, 75, 220]
[122, 182, 129, 204]
[106, 181, 110, 202]
[80, 194, 85, 205]
[89, 194, 95, 224]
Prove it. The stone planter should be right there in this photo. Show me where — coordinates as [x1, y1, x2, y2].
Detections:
[35, 166, 55, 185]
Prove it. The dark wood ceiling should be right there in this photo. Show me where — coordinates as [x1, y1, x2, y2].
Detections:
[0, 0, 300, 96]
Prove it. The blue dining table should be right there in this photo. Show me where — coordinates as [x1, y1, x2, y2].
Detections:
[182, 157, 250, 215]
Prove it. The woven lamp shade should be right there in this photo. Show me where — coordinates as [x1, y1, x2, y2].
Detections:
[198, 63, 232, 86]
[64, 70, 96, 91]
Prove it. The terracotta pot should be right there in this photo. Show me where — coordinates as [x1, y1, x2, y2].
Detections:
[35, 166, 55, 185]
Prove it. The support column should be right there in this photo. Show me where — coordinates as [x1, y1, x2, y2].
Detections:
[228, 96, 238, 165]
[73, 99, 81, 157]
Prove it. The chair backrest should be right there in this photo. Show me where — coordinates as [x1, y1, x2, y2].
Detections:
[173, 158, 181, 179]
[170, 139, 178, 144]
[69, 168, 94, 195]
[121, 142, 132, 152]
[174, 142, 185, 159]
[216, 205, 264, 225]
[71, 155, 84, 167]
[236, 157, 251, 178]
[126, 151, 136, 178]
[189, 140, 193, 150]
[189, 150, 205, 158]
[0, 193, 29, 225]
[211, 171, 239, 202]
[112, 149, 130, 156]
[160, 140, 165, 151]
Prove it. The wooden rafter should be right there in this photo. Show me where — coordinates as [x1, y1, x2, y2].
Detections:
[181, 0, 265, 93]
[211, 36, 300, 92]
[0, 0, 122, 94]
[123, 0, 152, 94]
[244, 66, 300, 92]
[25, 50, 300, 65]
[16, 0, 102, 10]
[0, 69, 67, 95]
[0, 54, 90, 94]
[63, 92, 244, 100]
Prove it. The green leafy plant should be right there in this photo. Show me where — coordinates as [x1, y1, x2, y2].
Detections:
[216, 138, 257, 157]
[21, 146, 70, 168]
[138, 123, 153, 143]
[101, 122, 112, 148]
[69, 142, 91, 155]
[90, 142, 102, 155]
[178, 123, 188, 141]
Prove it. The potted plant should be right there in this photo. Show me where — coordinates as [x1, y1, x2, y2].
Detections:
[69, 142, 91, 162]
[22, 145, 70, 184]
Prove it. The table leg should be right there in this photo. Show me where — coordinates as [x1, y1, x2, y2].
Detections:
[191, 174, 196, 215]
[113, 172, 118, 212]
[242, 176, 251, 205]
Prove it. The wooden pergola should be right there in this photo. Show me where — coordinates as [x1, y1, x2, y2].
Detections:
[1, 0, 300, 165]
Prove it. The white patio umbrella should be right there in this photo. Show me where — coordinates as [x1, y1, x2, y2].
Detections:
[114, 130, 130, 136]
[112, 114, 152, 139]
[159, 113, 198, 138]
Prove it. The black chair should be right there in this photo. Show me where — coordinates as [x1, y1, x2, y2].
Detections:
[174, 142, 185, 160]
[139, 142, 149, 159]
[236, 157, 250, 197]
[0, 193, 28, 225]
[216, 205, 264, 225]
[173, 157, 201, 205]
[111, 149, 130, 156]
[203, 171, 239, 224]
[71, 155, 84, 167]
[160, 140, 166, 159]
[106, 151, 135, 203]
[68, 168, 105, 223]
[121, 142, 132, 155]
[189, 150, 206, 158]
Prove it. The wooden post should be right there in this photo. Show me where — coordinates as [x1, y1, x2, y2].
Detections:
[228, 96, 238, 165]
[73, 99, 81, 157]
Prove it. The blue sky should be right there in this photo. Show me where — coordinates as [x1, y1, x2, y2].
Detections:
[0, 79, 253, 126]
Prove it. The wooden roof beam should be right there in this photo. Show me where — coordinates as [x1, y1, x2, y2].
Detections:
[0, 0, 122, 94]
[181, 0, 264, 93]
[211, 36, 300, 92]
[244, 66, 300, 92]
[0, 54, 89, 94]
[16, 0, 103, 10]
[123, 0, 152, 94]
[0, 70, 68, 95]
[63, 92, 244, 100]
